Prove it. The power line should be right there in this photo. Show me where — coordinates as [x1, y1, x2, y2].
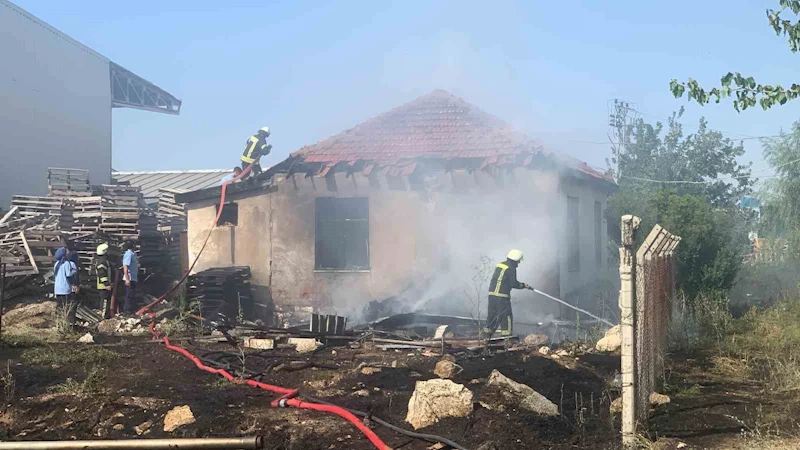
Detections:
[618, 156, 800, 185]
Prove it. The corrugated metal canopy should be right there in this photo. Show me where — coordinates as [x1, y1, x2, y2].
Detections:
[112, 169, 230, 201]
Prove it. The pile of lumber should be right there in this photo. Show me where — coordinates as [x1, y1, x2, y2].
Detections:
[186, 267, 253, 323]
[155, 189, 187, 278]
[48, 168, 91, 197]
[10, 196, 74, 231]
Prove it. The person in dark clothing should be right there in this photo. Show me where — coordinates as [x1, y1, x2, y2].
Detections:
[484, 249, 531, 339]
[240, 127, 272, 178]
[94, 243, 113, 319]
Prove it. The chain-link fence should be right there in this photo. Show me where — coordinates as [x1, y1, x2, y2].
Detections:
[619, 216, 680, 446]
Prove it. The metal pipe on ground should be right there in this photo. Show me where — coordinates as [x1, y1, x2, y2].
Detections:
[0, 437, 264, 450]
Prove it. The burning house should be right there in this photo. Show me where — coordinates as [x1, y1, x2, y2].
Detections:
[176, 90, 617, 325]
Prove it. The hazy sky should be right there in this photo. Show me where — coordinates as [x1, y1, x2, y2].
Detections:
[15, 0, 800, 174]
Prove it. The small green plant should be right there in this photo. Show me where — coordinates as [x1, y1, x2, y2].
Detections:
[47, 367, 106, 397]
[0, 362, 15, 406]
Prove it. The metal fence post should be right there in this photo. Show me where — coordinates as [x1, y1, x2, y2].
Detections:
[619, 215, 640, 447]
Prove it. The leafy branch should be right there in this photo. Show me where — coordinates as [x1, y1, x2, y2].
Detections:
[670, 1, 800, 111]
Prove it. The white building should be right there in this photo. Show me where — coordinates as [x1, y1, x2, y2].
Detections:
[0, 0, 180, 207]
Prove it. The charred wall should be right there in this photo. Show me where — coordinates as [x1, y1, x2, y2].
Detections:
[185, 167, 611, 324]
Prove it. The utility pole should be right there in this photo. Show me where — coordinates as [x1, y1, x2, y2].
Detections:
[607, 99, 638, 182]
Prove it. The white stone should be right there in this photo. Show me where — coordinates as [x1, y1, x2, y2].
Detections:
[523, 334, 549, 347]
[406, 379, 473, 429]
[163, 405, 196, 432]
[243, 338, 274, 350]
[538, 346, 551, 356]
[288, 337, 320, 353]
[77, 333, 94, 344]
[484, 370, 558, 416]
[433, 360, 462, 379]
[595, 325, 622, 352]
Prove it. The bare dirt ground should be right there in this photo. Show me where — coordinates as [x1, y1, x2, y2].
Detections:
[0, 299, 798, 449]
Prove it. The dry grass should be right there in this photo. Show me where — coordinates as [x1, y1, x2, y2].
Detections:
[21, 346, 121, 367]
[47, 367, 106, 397]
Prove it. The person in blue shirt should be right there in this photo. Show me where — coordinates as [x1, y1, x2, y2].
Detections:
[53, 247, 79, 327]
[122, 240, 139, 314]
[219, 167, 242, 186]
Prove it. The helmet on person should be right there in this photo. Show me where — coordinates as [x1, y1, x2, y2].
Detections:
[507, 249, 524, 262]
[258, 126, 270, 136]
[96, 243, 109, 256]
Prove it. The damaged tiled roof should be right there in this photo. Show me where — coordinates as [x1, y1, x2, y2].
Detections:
[292, 89, 613, 183]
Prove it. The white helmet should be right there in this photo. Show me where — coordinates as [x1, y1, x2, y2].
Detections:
[259, 126, 270, 136]
[97, 243, 109, 256]
[507, 249, 524, 262]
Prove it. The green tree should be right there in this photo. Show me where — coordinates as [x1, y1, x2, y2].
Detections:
[759, 120, 800, 235]
[670, 1, 800, 111]
[606, 113, 753, 301]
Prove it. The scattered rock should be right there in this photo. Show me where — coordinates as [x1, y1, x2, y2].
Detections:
[410, 371, 422, 378]
[135, 420, 153, 436]
[470, 379, 481, 385]
[288, 338, 321, 354]
[649, 392, 671, 407]
[112, 424, 125, 431]
[428, 443, 446, 450]
[391, 360, 398, 368]
[596, 325, 622, 352]
[610, 397, 623, 415]
[482, 370, 558, 416]
[77, 333, 94, 344]
[352, 389, 370, 397]
[555, 349, 570, 357]
[360, 367, 382, 376]
[116, 396, 166, 410]
[538, 346, 551, 356]
[163, 405, 196, 432]
[406, 379, 474, 429]
[97, 318, 121, 335]
[243, 338, 274, 350]
[523, 334, 549, 347]
[433, 360, 462, 379]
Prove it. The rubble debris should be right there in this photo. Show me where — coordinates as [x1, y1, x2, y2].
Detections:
[352, 389, 370, 397]
[649, 392, 671, 406]
[112, 424, 125, 431]
[186, 267, 253, 323]
[135, 420, 153, 436]
[538, 346, 551, 356]
[595, 325, 621, 352]
[243, 338, 274, 350]
[433, 360, 462, 379]
[77, 333, 94, 344]
[360, 367, 382, 376]
[288, 337, 321, 353]
[310, 313, 347, 334]
[523, 334, 549, 347]
[163, 405, 196, 432]
[406, 379, 474, 429]
[482, 369, 558, 416]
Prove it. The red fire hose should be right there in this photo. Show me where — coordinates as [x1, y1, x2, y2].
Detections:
[137, 161, 391, 450]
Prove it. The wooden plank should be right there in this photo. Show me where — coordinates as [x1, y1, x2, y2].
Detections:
[27, 241, 66, 248]
[0, 206, 19, 226]
[20, 232, 39, 274]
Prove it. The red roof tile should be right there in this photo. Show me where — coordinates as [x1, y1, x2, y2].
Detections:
[292, 90, 614, 184]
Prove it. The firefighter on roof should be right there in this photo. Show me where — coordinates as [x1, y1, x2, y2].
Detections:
[484, 249, 531, 339]
[240, 126, 272, 178]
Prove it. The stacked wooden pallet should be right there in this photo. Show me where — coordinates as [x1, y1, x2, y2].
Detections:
[48, 167, 91, 197]
[0, 213, 66, 278]
[10, 196, 74, 231]
[156, 189, 187, 233]
[186, 267, 253, 323]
